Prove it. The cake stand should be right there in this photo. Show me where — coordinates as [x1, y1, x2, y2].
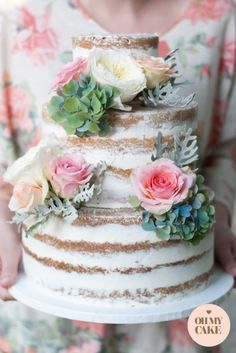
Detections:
[9, 265, 234, 324]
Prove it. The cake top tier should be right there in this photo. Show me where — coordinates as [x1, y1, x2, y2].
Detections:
[72, 34, 158, 49]
[72, 34, 158, 58]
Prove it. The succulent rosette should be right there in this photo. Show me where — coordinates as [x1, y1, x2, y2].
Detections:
[47, 47, 194, 137]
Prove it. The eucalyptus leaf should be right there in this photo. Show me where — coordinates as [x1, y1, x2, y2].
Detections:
[128, 196, 141, 208]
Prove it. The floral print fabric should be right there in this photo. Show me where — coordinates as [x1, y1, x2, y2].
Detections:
[0, 1, 235, 352]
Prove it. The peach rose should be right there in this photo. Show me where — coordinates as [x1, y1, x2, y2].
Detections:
[48, 154, 93, 199]
[130, 158, 195, 215]
[9, 177, 48, 214]
[136, 56, 178, 89]
[51, 57, 88, 92]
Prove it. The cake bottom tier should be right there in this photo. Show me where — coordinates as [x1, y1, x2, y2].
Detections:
[22, 215, 214, 305]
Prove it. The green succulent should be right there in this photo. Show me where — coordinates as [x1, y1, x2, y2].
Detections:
[47, 75, 120, 136]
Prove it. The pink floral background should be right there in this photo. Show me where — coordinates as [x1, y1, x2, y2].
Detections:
[0, 0, 235, 353]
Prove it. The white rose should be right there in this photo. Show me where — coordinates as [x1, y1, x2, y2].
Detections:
[4, 134, 66, 186]
[0, 0, 29, 12]
[90, 49, 146, 104]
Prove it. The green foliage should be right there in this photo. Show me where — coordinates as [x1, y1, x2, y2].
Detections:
[128, 195, 141, 208]
[47, 75, 120, 136]
[140, 81, 195, 108]
[141, 174, 215, 244]
[152, 129, 199, 168]
[11, 161, 107, 235]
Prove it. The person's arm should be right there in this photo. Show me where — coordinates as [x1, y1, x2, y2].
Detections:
[0, 197, 21, 300]
[201, 9, 236, 276]
[0, 14, 22, 300]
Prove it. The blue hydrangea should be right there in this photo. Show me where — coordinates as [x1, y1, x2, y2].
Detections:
[141, 174, 215, 244]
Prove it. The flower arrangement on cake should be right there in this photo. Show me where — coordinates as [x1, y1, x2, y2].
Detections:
[4, 45, 214, 244]
[4, 136, 106, 234]
[47, 49, 194, 136]
[129, 130, 215, 244]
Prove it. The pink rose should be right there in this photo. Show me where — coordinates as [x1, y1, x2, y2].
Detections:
[9, 178, 47, 214]
[130, 158, 195, 215]
[51, 57, 88, 92]
[48, 154, 93, 198]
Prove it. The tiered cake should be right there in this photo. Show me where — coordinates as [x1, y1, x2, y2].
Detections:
[5, 35, 214, 305]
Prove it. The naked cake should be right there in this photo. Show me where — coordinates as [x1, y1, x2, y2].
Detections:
[4, 34, 215, 305]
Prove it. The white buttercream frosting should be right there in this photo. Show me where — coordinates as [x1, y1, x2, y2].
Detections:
[22, 35, 214, 305]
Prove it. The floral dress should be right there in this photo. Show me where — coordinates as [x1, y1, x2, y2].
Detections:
[0, 1, 235, 352]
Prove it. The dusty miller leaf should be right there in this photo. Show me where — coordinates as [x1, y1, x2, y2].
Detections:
[152, 129, 199, 167]
[140, 82, 195, 108]
[93, 161, 107, 195]
[128, 195, 141, 208]
[174, 128, 199, 167]
[73, 183, 95, 204]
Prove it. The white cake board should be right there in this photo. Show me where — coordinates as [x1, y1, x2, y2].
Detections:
[9, 266, 234, 324]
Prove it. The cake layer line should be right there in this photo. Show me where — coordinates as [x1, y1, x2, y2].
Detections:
[68, 267, 213, 300]
[23, 248, 213, 293]
[107, 166, 132, 179]
[25, 266, 213, 302]
[72, 35, 158, 49]
[23, 231, 213, 268]
[107, 104, 197, 127]
[68, 136, 171, 151]
[43, 103, 197, 132]
[32, 233, 180, 253]
[23, 244, 211, 274]
[74, 207, 141, 226]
